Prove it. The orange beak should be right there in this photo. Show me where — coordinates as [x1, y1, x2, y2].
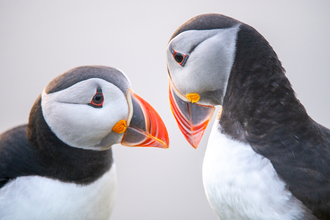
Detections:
[169, 82, 215, 148]
[121, 89, 169, 149]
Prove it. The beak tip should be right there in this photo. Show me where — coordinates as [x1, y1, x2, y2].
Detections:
[164, 138, 170, 149]
[188, 140, 200, 149]
[159, 138, 169, 149]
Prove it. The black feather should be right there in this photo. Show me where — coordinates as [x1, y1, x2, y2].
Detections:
[0, 95, 113, 188]
[220, 22, 330, 219]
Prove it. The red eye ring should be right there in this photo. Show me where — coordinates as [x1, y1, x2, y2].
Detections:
[89, 87, 104, 108]
[172, 49, 189, 67]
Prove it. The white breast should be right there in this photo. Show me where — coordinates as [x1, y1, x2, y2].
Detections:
[0, 164, 117, 220]
[202, 119, 307, 220]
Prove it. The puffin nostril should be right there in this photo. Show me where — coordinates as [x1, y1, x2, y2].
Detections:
[174, 53, 184, 63]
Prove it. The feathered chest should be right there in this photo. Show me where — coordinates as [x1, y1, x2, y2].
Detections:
[0, 165, 117, 220]
[202, 120, 309, 220]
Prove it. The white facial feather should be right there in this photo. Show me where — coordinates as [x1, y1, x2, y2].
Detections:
[0, 164, 117, 220]
[203, 119, 309, 220]
[167, 26, 240, 104]
[41, 78, 128, 150]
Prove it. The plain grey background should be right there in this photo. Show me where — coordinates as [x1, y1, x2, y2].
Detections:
[1, 1, 329, 219]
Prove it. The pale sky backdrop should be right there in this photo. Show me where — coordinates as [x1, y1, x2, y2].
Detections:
[1, 1, 329, 219]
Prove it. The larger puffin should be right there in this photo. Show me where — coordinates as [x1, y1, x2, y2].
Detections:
[166, 14, 330, 220]
[0, 66, 169, 219]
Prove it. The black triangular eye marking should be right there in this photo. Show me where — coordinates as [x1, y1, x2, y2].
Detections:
[172, 49, 189, 67]
[88, 86, 104, 108]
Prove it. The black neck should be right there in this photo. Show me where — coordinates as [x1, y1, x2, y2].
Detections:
[217, 24, 330, 219]
[26, 95, 113, 184]
[220, 24, 309, 145]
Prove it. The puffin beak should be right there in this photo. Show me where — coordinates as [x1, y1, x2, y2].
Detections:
[169, 81, 215, 149]
[119, 89, 169, 149]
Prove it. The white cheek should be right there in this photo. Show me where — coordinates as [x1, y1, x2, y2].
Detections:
[168, 26, 239, 97]
[41, 79, 128, 150]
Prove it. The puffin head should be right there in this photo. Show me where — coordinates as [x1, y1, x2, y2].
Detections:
[167, 13, 274, 148]
[29, 66, 169, 150]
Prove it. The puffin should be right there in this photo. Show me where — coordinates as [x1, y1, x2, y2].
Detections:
[166, 14, 330, 220]
[0, 66, 169, 220]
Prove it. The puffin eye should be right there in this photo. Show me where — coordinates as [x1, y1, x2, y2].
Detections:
[174, 53, 184, 63]
[88, 87, 104, 108]
[92, 94, 103, 104]
[171, 49, 189, 67]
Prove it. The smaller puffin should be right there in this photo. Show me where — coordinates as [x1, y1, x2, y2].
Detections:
[0, 66, 169, 220]
[166, 14, 330, 219]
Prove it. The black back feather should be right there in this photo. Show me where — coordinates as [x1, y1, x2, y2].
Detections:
[220, 21, 330, 219]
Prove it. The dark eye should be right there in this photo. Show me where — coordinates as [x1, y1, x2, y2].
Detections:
[88, 87, 104, 108]
[171, 49, 189, 67]
[92, 94, 103, 104]
[174, 53, 184, 63]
